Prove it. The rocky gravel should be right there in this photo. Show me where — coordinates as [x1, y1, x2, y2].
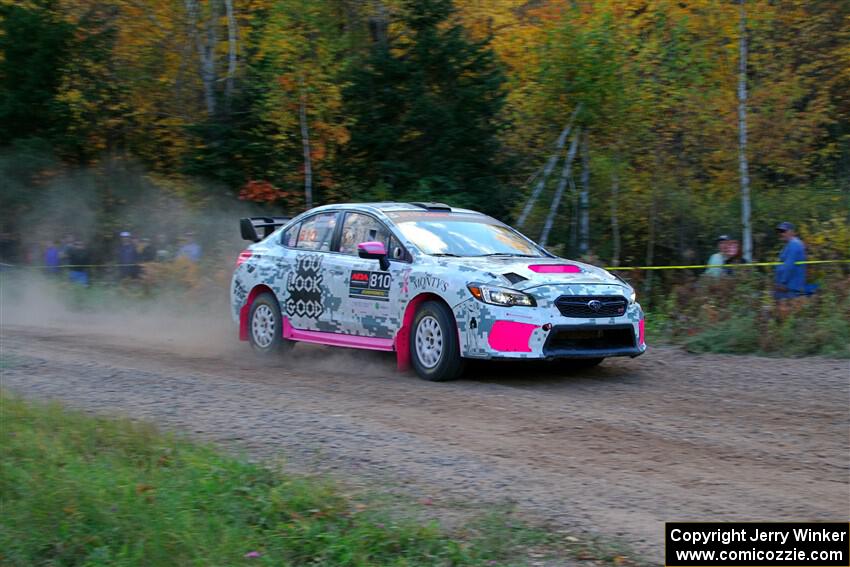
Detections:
[2, 324, 848, 562]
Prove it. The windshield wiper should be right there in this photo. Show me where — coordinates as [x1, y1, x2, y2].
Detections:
[430, 253, 463, 257]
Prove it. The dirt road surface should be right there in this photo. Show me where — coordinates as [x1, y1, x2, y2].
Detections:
[2, 324, 848, 561]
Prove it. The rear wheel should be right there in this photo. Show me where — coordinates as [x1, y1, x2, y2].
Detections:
[411, 300, 465, 381]
[248, 293, 290, 355]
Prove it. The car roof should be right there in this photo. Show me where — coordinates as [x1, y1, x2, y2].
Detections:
[306, 202, 484, 216]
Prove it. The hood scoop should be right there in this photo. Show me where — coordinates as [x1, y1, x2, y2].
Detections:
[502, 272, 529, 285]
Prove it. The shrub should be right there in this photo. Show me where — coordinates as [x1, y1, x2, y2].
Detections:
[647, 270, 850, 357]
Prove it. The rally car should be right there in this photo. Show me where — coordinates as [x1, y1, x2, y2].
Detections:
[231, 202, 645, 381]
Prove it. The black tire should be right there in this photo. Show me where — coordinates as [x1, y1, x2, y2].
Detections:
[248, 292, 291, 355]
[410, 300, 465, 381]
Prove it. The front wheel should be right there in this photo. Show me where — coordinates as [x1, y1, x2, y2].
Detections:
[248, 292, 291, 355]
[411, 300, 465, 381]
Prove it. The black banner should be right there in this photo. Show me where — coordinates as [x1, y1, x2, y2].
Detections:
[349, 270, 391, 302]
[666, 522, 849, 566]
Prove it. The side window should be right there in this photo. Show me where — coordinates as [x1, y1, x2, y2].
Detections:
[281, 223, 300, 247]
[296, 213, 337, 251]
[388, 235, 406, 260]
[339, 213, 393, 255]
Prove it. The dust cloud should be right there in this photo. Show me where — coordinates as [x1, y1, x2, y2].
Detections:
[0, 272, 398, 379]
[1, 156, 396, 377]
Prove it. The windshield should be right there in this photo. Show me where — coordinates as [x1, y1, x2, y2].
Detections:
[387, 211, 544, 257]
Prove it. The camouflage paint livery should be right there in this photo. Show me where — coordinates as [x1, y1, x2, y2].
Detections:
[231, 203, 646, 362]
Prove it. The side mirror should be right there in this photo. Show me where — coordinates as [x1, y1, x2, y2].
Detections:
[357, 241, 390, 271]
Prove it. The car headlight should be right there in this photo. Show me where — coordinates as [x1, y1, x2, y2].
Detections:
[467, 284, 536, 307]
[628, 289, 637, 304]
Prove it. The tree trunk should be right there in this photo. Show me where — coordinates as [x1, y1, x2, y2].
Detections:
[539, 129, 580, 247]
[569, 175, 578, 255]
[644, 152, 660, 299]
[517, 104, 582, 228]
[369, 0, 388, 47]
[203, 0, 218, 116]
[738, 0, 753, 262]
[299, 87, 313, 209]
[223, 0, 238, 105]
[184, 0, 217, 116]
[610, 170, 621, 266]
[644, 189, 657, 298]
[578, 131, 590, 255]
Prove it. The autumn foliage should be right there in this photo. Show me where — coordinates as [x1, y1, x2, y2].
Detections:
[0, 0, 848, 272]
[238, 180, 290, 203]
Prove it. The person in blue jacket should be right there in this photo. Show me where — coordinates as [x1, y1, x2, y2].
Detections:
[774, 221, 807, 299]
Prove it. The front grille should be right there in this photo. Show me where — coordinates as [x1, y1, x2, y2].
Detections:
[545, 326, 635, 352]
[555, 295, 627, 318]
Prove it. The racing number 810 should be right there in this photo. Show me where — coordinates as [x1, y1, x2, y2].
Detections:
[370, 273, 391, 289]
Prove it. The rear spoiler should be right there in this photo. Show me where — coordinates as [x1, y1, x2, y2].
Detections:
[240, 216, 290, 243]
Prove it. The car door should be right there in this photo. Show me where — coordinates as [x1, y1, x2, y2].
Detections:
[281, 211, 342, 332]
[330, 211, 408, 339]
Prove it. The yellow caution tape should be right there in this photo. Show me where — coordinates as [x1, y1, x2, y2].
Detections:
[605, 260, 850, 271]
[2, 260, 849, 272]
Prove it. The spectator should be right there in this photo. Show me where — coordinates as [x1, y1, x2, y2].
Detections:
[176, 231, 202, 262]
[154, 233, 172, 262]
[0, 231, 16, 265]
[138, 237, 156, 263]
[705, 235, 730, 278]
[44, 240, 60, 275]
[59, 233, 74, 264]
[774, 222, 807, 299]
[66, 239, 90, 286]
[117, 231, 138, 279]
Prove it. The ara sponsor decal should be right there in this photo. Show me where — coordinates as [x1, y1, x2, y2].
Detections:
[349, 270, 391, 302]
[410, 274, 448, 292]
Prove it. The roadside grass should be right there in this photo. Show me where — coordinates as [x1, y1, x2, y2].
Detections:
[645, 272, 850, 357]
[0, 392, 647, 566]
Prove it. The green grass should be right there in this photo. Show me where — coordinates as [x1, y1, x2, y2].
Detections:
[0, 392, 645, 566]
[645, 272, 850, 358]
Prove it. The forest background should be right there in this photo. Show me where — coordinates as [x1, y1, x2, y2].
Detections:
[1, 0, 849, 353]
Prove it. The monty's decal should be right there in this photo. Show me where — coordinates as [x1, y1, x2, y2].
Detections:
[286, 254, 325, 319]
[410, 274, 448, 292]
[349, 270, 391, 302]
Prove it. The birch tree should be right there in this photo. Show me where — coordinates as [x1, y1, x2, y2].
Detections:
[539, 128, 580, 247]
[223, 0, 238, 105]
[299, 82, 313, 209]
[737, 0, 752, 262]
[578, 131, 590, 255]
[184, 0, 217, 116]
[516, 104, 581, 228]
[610, 169, 620, 266]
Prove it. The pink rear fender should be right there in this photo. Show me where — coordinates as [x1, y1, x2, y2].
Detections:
[239, 285, 276, 341]
[395, 293, 455, 372]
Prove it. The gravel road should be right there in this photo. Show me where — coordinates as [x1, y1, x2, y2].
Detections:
[2, 323, 848, 561]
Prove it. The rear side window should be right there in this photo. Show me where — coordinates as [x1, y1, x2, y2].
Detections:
[296, 213, 337, 251]
[281, 223, 300, 247]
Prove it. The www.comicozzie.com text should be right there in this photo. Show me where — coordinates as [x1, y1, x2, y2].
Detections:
[670, 527, 848, 546]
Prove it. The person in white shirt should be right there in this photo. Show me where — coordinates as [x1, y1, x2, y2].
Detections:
[705, 235, 730, 278]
